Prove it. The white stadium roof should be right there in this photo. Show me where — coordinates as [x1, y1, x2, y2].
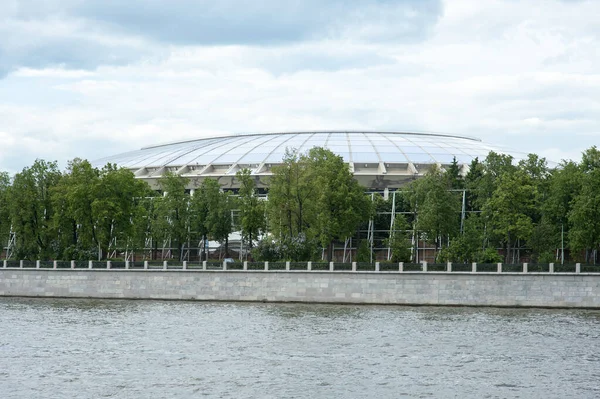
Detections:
[94, 131, 526, 190]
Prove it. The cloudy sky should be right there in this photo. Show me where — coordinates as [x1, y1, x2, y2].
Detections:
[0, 0, 598, 173]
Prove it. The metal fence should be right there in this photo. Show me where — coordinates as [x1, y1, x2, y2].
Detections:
[2, 260, 599, 274]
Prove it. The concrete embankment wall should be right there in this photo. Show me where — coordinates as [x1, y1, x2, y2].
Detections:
[2, 269, 600, 308]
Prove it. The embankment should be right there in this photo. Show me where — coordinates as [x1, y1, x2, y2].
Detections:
[1, 268, 600, 308]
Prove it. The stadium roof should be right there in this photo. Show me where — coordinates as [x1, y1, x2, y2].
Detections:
[94, 131, 526, 190]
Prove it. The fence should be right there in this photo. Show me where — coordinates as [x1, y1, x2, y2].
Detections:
[2, 260, 599, 274]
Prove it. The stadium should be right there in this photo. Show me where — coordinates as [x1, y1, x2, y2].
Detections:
[93, 131, 525, 191]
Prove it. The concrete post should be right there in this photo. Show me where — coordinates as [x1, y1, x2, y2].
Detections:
[523, 263, 528, 273]
[202, 261, 206, 270]
[447, 262, 452, 272]
[243, 261, 248, 271]
[125, 261, 130, 270]
[107, 261, 112, 270]
[472, 262, 477, 273]
[3, 260, 7, 268]
[549, 263, 554, 273]
[307, 261, 312, 271]
[352, 262, 357, 272]
[329, 262, 334, 271]
[497, 263, 502, 273]
[19, 260, 23, 268]
[286, 261, 290, 271]
[182, 261, 187, 270]
[36, 260, 40, 269]
[375, 262, 380, 272]
[163, 261, 167, 270]
[422, 261, 427, 272]
[88, 260, 93, 269]
[399, 262, 403, 272]
[144, 260, 149, 270]
[265, 261, 269, 271]
[223, 261, 227, 271]
[576, 263, 581, 274]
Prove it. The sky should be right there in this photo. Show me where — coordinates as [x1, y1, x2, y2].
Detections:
[0, 0, 598, 174]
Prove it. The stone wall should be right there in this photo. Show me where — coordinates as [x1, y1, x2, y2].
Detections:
[1, 269, 600, 308]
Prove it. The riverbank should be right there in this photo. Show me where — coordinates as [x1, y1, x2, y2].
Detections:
[1, 268, 600, 308]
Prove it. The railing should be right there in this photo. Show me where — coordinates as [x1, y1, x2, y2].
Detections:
[2, 260, 599, 274]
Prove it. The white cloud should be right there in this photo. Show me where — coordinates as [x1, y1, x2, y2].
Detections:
[0, 0, 599, 173]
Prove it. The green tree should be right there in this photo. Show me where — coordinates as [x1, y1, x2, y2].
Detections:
[267, 149, 314, 241]
[0, 171, 11, 256]
[482, 169, 536, 264]
[153, 172, 191, 261]
[409, 165, 460, 258]
[199, 178, 233, 258]
[303, 147, 372, 262]
[386, 214, 412, 262]
[236, 169, 265, 255]
[568, 168, 600, 263]
[9, 159, 61, 259]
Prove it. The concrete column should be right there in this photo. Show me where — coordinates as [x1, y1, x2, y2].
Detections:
[549, 263, 554, 273]
[352, 262, 357, 272]
[523, 263, 528, 273]
[107, 261, 112, 269]
[576, 263, 581, 274]
[163, 261, 167, 270]
[265, 261, 269, 271]
[399, 262, 403, 272]
[125, 261, 130, 270]
[243, 261, 248, 271]
[422, 261, 427, 272]
[497, 263, 502, 273]
[223, 261, 227, 271]
[375, 262, 380, 272]
[144, 260, 149, 270]
[471, 262, 477, 273]
[202, 261, 206, 270]
[3, 260, 7, 268]
[307, 261, 312, 271]
[447, 262, 452, 272]
[19, 260, 23, 268]
[286, 261, 290, 271]
[182, 261, 187, 270]
[88, 260, 93, 269]
[329, 262, 334, 271]
[36, 260, 40, 269]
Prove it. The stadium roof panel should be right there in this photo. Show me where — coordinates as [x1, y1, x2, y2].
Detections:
[94, 131, 527, 190]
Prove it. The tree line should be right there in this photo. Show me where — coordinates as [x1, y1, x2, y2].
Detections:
[0, 146, 599, 264]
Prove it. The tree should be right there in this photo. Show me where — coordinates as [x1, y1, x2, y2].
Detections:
[482, 169, 537, 264]
[236, 169, 265, 256]
[9, 160, 61, 259]
[409, 165, 460, 258]
[92, 164, 151, 259]
[197, 178, 233, 259]
[568, 168, 600, 263]
[0, 171, 11, 256]
[303, 147, 372, 262]
[267, 148, 314, 241]
[153, 172, 190, 261]
[386, 214, 412, 262]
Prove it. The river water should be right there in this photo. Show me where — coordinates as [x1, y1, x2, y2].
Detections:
[1, 298, 599, 399]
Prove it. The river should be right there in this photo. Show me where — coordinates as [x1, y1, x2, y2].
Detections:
[1, 298, 599, 398]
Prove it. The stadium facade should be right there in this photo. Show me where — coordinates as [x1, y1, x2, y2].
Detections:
[94, 131, 524, 190]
